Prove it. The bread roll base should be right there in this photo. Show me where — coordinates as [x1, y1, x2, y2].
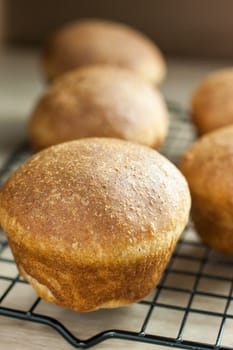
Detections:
[6, 218, 180, 312]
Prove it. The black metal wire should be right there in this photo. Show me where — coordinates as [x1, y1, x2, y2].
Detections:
[0, 105, 233, 349]
[139, 246, 179, 335]
[176, 247, 210, 341]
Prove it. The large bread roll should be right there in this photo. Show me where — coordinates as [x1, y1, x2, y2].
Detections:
[0, 138, 190, 312]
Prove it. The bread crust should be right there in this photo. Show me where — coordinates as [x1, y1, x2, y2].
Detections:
[0, 138, 190, 311]
[29, 65, 168, 150]
[192, 68, 233, 135]
[180, 126, 233, 253]
[42, 19, 166, 84]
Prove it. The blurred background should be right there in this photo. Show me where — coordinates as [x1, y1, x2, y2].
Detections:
[0, 0, 232, 154]
[1, 0, 233, 58]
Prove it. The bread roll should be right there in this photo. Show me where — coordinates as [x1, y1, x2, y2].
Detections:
[180, 126, 233, 253]
[42, 19, 166, 84]
[0, 138, 190, 312]
[192, 68, 233, 135]
[29, 65, 168, 150]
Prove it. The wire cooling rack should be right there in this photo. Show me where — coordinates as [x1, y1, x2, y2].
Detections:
[0, 103, 233, 349]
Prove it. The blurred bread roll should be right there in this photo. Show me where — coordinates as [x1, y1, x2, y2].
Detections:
[192, 68, 233, 135]
[42, 18, 166, 84]
[180, 126, 233, 254]
[0, 138, 191, 312]
[29, 65, 169, 150]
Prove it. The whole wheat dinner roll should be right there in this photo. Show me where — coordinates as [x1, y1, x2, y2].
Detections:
[29, 65, 169, 150]
[42, 18, 166, 84]
[192, 68, 233, 135]
[180, 126, 233, 254]
[0, 138, 190, 312]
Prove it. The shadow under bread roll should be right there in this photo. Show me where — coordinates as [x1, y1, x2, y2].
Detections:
[180, 126, 233, 254]
[0, 138, 190, 312]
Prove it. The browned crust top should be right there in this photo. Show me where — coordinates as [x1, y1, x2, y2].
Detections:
[192, 68, 233, 134]
[29, 65, 168, 150]
[42, 18, 166, 83]
[0, 138, 190, 264]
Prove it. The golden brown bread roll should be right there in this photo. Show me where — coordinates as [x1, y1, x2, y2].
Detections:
[180, 126, 233, 254]
[192, 68, 233, 135]
[29, 65, 169, 150]
[0, 138, 190, 312]
[42, 18, 166, 84]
